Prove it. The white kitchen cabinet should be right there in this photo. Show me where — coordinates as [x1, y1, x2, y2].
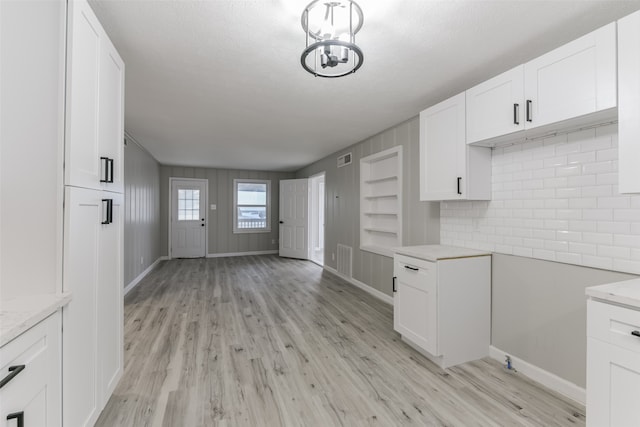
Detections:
[466, 65, 525, 145]
[0, 312, 62, 427]
[618, 10, 640, 194]
[63, 187, 123, 427]
[66, 0, 125, 193]
[393, 247, 491, 369]
[466, 23, 616, 147]
[419, 93, 491, 201]
[524, 23, 616, 131]
[0, 0, 66, 301]
[586, 298, 640, 427]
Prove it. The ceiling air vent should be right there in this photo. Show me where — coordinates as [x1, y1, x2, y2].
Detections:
[337, 152, 352, 168]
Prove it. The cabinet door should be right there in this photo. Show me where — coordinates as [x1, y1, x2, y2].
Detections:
[419, 93, 466, 201]
[98, 37, 125, 193]
[618, 10, 640, 194]
[466, 65, 524, 144]
[587, 337, 640, 427]
[524, 23, 616, 130]
[0, 312, 62, 427]
[97, 191, 123, 407]
[65, 0, 101, 190]
[66, 0, 124, 193]
[0, 0, 66, 300]
[63, 187, 101, 427]
[393, 260, 438, 355]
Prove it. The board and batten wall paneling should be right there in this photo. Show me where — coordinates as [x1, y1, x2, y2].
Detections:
[124, 138, 161, 287]
[159, 166, 294, 257]
[296, 116, 440, 297]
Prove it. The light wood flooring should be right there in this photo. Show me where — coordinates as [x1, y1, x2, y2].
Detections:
[96, 255, 585, 426]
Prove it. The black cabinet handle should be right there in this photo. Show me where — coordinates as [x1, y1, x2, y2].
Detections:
[457, 177, 462, 195]
[108, 158, 114, 183]
[526, 100, 532, 122]
[6, 411, 24, 427]
[404, 265, 418, 271]
[0, 365, 25, 389]
[102, 199, 113, 225]
[513, 103, 519, 125]
[392, 276, 397, 292]
[100, 157, 109, 183]
[632, 330, 640, 338]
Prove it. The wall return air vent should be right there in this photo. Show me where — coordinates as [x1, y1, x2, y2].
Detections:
[337, 152, 352, 168]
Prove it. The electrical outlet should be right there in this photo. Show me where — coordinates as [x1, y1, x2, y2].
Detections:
[332, 253, 335, 261]
[271, 239, 276, 244]
[140, 256, 144, 265]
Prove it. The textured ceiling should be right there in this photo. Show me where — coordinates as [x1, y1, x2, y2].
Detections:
[89, 0, 640, 172]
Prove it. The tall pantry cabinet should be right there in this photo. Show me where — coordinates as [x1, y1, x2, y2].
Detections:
[63, 0, 125, 426]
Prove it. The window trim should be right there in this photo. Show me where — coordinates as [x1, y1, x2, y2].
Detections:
[233, 178, 271, 234]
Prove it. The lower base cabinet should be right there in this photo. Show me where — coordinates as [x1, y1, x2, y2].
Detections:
[63, 187, 123, 427]
[393, 253, 491, 369]
[0, 312, 62, 427]
[587, 299, 640, 427]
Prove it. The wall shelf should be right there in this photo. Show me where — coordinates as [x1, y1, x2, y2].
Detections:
[360, 146, 403, 258]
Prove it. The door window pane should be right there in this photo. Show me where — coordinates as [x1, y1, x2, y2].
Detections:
[178, 189, 200, 221]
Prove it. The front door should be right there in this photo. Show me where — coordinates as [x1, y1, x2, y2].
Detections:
[279, 179, 309, 259]
[170, 178, 207, 258]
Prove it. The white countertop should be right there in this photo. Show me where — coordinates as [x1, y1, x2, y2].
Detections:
[586, 278, 640, 309]
[393, 245, 492, 262]
[0, 293, 72, 347]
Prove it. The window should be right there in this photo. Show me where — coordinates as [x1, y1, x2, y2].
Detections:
[178, 189, 200, 220]
[233, 179, 271, 233]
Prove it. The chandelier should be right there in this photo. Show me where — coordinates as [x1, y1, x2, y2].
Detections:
[300, 0, 364, 78]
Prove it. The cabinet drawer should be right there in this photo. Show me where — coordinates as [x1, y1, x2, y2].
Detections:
[394, 255, 436, 290]
[588, 299, 640, 354]
[0, 312, 61, 426]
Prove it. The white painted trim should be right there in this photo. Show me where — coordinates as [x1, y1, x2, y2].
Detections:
[206, 250, 278, 258]
[123, 256, 168, 296]
[489, 345, 585, 405]
[323, 266, 394, 305]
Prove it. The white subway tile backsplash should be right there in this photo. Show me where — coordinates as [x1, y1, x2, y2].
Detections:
[569, 242, 597, 255]
[440, 124, 640, 275]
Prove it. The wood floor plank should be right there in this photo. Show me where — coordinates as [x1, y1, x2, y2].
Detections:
[96, 255, 585, 427]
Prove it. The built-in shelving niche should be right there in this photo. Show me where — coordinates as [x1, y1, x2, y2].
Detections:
[360, 146, 403, 257]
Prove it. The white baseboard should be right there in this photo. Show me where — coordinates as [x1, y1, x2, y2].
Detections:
[206, 250, 278, 258]
[124, 256, 167, 296]
[323, 266, 394, 305]
[489, 345, 585, 405]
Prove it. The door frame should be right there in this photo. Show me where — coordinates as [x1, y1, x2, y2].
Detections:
[308, 172, 326, 267]
[168, 177, 209, 259]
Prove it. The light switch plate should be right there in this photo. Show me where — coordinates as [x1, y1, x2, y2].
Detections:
[210, 204, 217, 210]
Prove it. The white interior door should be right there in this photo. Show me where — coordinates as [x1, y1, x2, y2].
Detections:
[170, 179, 207, 258]
[279, 179, 309, 259]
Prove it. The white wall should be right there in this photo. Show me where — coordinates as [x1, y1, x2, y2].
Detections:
[442, 124, 640, 274]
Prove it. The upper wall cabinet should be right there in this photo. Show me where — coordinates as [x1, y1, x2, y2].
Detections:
[524, 23, 616, 130]
[466, 23, 617, 146]
[618, 10, 640, 194]
[466, 65, 525, 145]
[420, 93, 491, 201]
[66, 0, 125, 193]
